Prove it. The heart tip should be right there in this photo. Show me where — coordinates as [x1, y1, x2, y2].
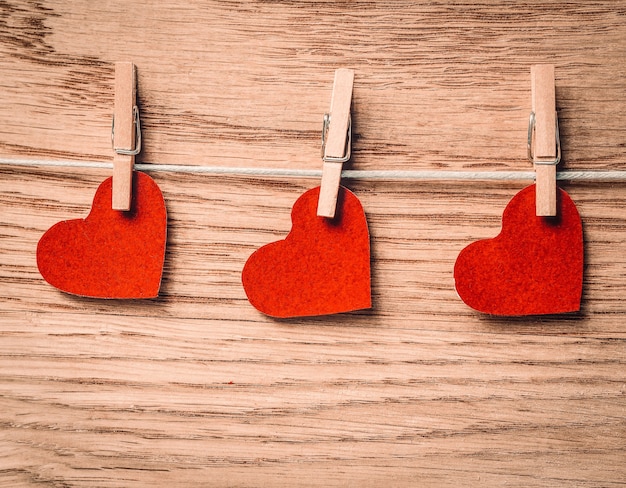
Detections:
[41, 281, 161, 300]
[253, 301, 372, 320]
[465, 304, 581, 317]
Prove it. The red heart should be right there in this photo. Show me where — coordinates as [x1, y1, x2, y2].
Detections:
[242, 186, 371, 318]
[37, 171, 167, 298]
[454, 184, 583, 315]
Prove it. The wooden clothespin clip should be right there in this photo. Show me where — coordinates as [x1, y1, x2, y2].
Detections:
[529, 64, 560, 217]
[112, 62, 141, 211]
[317, 68, 354, 218]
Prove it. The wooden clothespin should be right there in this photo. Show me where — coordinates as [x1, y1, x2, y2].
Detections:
[112, 62, 140, 211]
[529, 64, 560, 217]
[317, 68, 354, 218]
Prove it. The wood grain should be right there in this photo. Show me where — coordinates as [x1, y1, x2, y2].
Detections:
[1, 167, 625, 487]
[531, 64, 557, 216]
[0, 1, 625, 169]
[112, 61, 137, 211]
[318, 68, 353, 218]
[1, 1, 626, 486]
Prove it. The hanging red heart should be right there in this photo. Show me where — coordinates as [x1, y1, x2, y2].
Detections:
[242, 186, 371, 318]
[37, 171, 167, 299]
[454, 184, 583, 316]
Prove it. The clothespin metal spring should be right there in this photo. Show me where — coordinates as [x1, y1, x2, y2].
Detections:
[321, 113, 351, 164]
[112, 105, 142, 156]
[527, 111, 560, 166]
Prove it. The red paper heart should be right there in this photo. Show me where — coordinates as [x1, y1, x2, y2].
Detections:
[37, 171, 167, 298]
[242, 186, 371, 318]
[454, 184, 583, 316]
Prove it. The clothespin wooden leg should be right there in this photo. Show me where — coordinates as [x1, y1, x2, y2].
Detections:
[112, 62, 138, 211]
[531, 64, 558, 217]
[317, 68, 354, 218]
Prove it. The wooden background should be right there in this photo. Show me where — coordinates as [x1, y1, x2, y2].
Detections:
[1, 1, 625, 486]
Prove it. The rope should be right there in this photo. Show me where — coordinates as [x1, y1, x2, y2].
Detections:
[2, 158, 626, 181]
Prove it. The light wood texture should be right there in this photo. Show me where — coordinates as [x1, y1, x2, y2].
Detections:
[531, 65, 557, 216]
[318, 68, 354, 218]
[316, 160, 343, 217]
[323, 69, 354, 160]
[1, 1, 625, 171]
[1, 2, 626, 487]
[531, 65, 557, 162]
[534, 164, 557, 215]
[112, 62, 136, 211]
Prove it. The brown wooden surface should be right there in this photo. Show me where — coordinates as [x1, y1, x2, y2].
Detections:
[1, 1, 626, 487]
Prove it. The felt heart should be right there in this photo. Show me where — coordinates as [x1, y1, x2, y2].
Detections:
[242, 186, 371, 318]
[454, 184, 583, 316]
[37, 171, 167, 298]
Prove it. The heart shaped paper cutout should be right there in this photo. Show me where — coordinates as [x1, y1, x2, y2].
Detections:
[242, 186, 371, 318]
[454, 184, 583, 316]
[37, 171, 167, 298]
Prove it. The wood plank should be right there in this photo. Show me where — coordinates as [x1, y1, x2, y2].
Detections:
[2, 1, 626, 486]
[2, 166, 626, 322]
[0, 1, 624, 170]
[1, 166, 625, 485]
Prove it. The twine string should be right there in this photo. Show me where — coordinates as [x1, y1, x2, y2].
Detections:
[2, 158, 626, 181]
